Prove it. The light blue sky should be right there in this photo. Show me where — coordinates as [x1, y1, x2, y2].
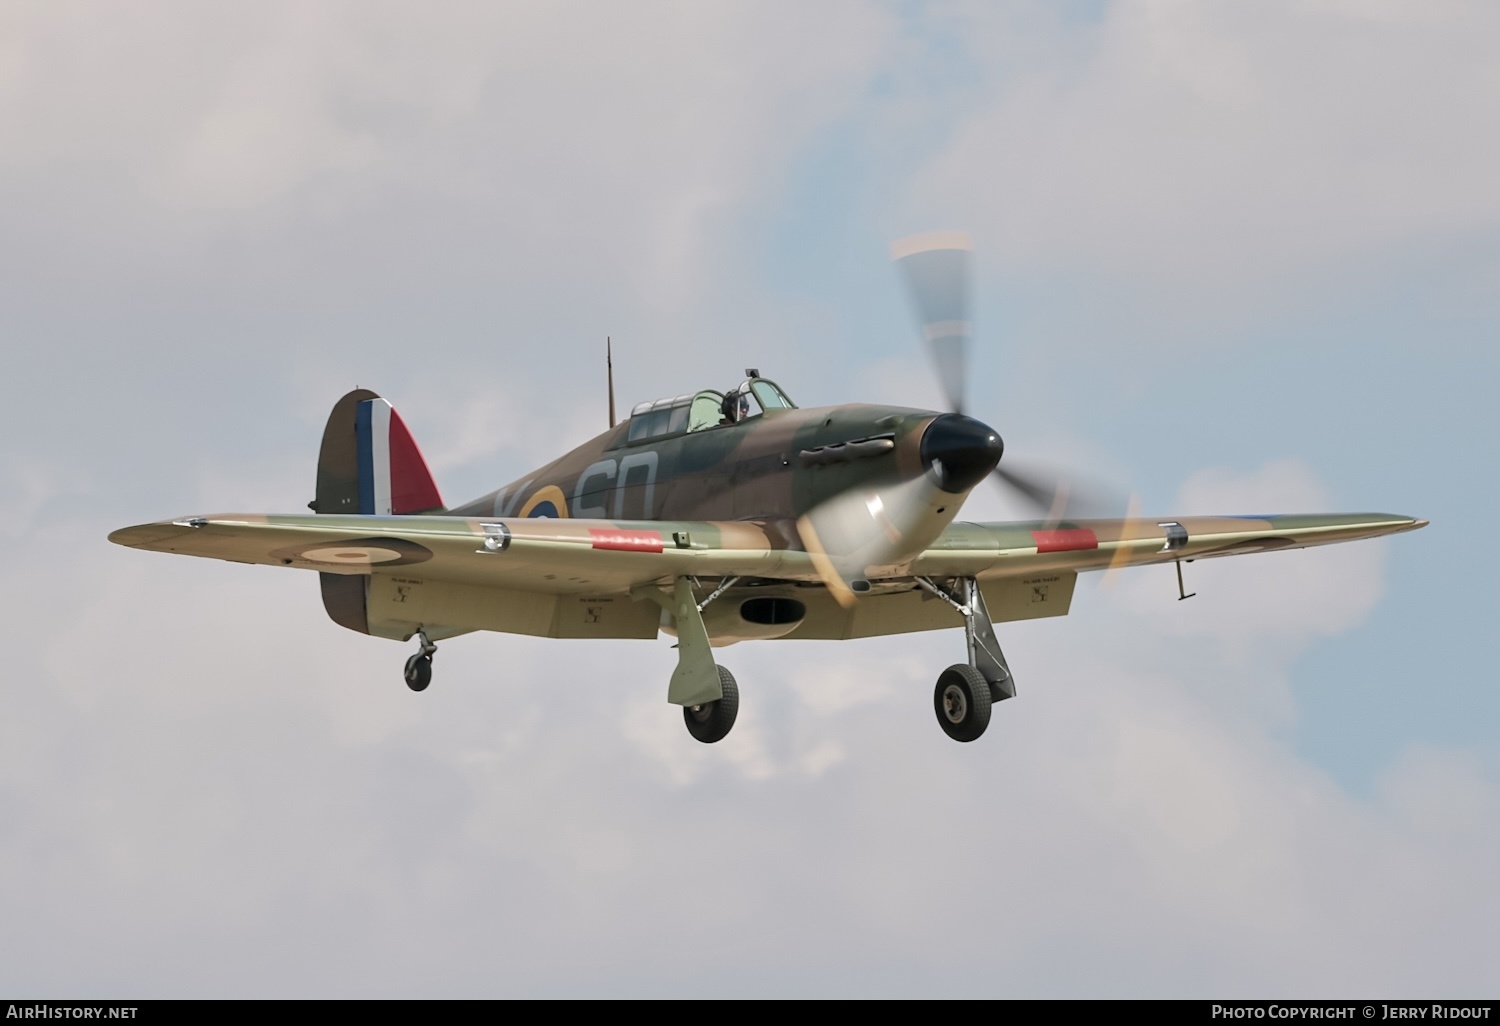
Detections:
[1, 0, 1495, 997]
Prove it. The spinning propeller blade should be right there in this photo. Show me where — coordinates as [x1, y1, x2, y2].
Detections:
[797, 475, 956, 608]
[799, 231, 1132, 602]
[794, 412, 1004, 603]
[893, 231, 1128, 529]
[892, 232, 973, 416]
[993, 460, 1129, 527]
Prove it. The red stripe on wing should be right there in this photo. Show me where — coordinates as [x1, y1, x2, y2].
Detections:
[589, 529, 665, 553]
[1031, 528, 1098, 553]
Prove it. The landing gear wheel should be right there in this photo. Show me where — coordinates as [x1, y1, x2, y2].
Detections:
[934, 663, 991, 742]
[404, 653, 433, 692]
[683, 665, 739, 744]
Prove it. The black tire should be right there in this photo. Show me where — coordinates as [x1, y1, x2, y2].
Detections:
[683, 665, 739, 744]
[934, 664, 991, 742]
[404, 653, 432, 692]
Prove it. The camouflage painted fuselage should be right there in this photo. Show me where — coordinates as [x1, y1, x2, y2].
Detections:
[112, 385, 1426, 653]
[447, 404, 941, 527]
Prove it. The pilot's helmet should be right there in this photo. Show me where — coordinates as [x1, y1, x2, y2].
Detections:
[722, 391, 749, 423]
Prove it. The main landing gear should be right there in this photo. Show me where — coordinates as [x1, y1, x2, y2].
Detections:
[403, 630, 437, 692]
[916, 577, 1015, 743]
[935, 664, 991, 742]
[632, 577, 741, 745]
[684, 665, 739, 744]
[397, 576, 1006, 746]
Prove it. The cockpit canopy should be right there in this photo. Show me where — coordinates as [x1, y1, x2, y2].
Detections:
[625, 371, 796, 444]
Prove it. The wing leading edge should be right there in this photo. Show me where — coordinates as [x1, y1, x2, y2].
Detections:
[909, 512, 1427, 579]
[110, 509, 1424, 592]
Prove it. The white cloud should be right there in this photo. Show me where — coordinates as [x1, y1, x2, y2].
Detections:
[0, 0, 895, 313]
[910, 0, 1500, 322]
[0, 488, 1488, 995]
[1109, 458, 1388, 646]
[1377, 744, 1497, 841]
[0, 460, 89, 540]
[0, 0, 1491, 999]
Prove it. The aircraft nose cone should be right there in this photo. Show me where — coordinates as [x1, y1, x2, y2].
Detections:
[921, 414, 1004, 494]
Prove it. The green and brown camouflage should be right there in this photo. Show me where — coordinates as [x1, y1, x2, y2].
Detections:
[112, 376, 1428, 640]
[443, 378, 939, 525]
[437, 374, 1008, 605]
[106, 232, 1433, 742]
[108, 375, 1426, 724]
[111, 507, 1425, 642]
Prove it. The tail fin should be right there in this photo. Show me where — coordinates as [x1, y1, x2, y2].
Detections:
[314, 389, 444, 635]
[314, 389, 444, 516]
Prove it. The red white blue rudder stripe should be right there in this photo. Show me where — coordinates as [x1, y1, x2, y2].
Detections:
[355, 397, 444, 515]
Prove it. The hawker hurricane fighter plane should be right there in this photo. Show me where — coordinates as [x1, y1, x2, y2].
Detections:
[110, 235, 1427, 744]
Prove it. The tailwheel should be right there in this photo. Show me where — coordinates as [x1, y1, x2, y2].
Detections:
[403, 630, 437, 692]
[683, 665, 739, 744]
[934, 663, 991, 742]
[403, 653, 432, 692]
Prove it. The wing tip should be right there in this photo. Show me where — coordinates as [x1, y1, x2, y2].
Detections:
[108, 520, 190, 550]
[1379, 515, 1428, 533]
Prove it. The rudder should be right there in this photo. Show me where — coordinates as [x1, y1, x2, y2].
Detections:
[314, 389, 444, 635]
[315, 389, 443, 516]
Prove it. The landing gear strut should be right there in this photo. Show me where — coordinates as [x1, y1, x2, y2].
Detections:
[916, 577, 1014, 742]
[632, 577, 741, 744]
[403, 630, 437, 692]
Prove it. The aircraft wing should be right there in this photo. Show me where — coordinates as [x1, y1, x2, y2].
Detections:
[108, 513, 803, 594]
[907, 512, 1427, 579]
[110, 510, 1426, 591]
[110, 511, 1424, 641]
[109, 513, 807, 642]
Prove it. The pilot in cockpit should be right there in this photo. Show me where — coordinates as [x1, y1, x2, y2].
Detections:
[720, 390, 750, 425]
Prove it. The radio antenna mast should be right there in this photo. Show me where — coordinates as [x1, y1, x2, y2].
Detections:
[607, 336, 617, 428]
